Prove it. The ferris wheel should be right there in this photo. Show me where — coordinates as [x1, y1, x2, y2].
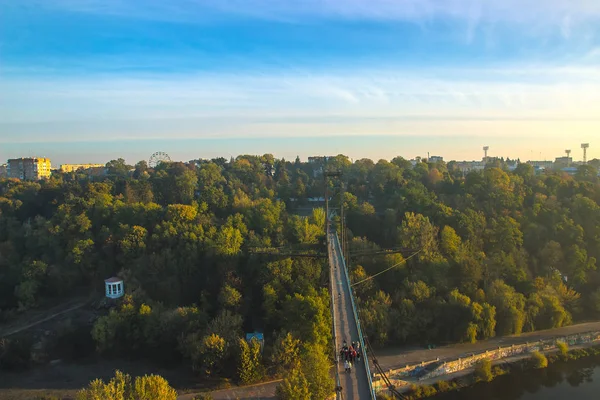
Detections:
[149, 152, 172, 168]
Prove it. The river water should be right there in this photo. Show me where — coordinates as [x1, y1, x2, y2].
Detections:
[432, 355, 600, 400]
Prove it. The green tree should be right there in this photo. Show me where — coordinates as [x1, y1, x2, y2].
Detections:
[398, 212, 441, 263]
[14, 280, 40, 309]
[276, 367, 311, 400]
[310, 208, 326, 231]
[301, 344, 334, 400]
[280, 290, 331, 348]
[292, 216, 322, 245]
[477, 303, 497, 339]
[119, 225, 147, 258]
[106, 158, 132, 176]
[487, 280, 526, 335]
[440, 226, 462, 260]
[474, 359, 493, 382]
[271, 333, 301, 375]
[218, 284, 242, 310]
[198, 334, 226, 377]
[238, 338, 264, 385]
[214, 226, 243, 256]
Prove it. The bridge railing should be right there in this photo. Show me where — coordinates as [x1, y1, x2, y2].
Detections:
[335, 232, 376, 399]
[328, 229, 342, 400]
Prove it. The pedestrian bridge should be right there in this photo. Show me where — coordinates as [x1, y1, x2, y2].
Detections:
[328, 229, 375, 400]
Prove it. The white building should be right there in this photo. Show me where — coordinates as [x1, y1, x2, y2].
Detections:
[453, 161, 485, 173]
[105, 277, 124, 299]
[527, 160, 554, 169]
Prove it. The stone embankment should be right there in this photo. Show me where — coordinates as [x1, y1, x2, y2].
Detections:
[373, 330, 600, 393]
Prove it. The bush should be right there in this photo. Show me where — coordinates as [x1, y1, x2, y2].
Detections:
[474, 359, 493, 382]
[435, 380, 452, 392]
[556, 341, 568, 357]
[193, 394, 214, 400]
[531, 351, 548, 369]
[76, 370, 177, 400]
[409, 384, 437, 398]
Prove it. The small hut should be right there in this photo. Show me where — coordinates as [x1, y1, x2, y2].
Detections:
[245, 331, 265, 352]
[104, 277, 124, 299]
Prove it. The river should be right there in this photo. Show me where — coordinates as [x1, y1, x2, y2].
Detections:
[432, 355, 600, 400]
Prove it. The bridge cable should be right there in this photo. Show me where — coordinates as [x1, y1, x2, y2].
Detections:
[350, 248, 423, 287]
[363, 333, 407, 399]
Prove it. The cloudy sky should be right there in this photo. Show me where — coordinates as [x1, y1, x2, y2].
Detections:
[1, 0, 599, 164]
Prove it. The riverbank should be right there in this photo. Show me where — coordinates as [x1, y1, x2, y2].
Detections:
[373, 321, 600, 372]
[4, 321, 600, 399]
[378, 344, 600, 400]
[373, 327, 600, 392]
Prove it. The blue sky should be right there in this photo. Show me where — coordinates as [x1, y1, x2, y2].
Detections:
[1, 0, 599, 165]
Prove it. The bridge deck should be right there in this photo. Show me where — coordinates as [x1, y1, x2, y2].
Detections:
[329, 231, 373, 400]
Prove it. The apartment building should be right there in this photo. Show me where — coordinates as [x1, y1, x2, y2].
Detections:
[60, 163, 105, 173]
[7, 157, 52, 180]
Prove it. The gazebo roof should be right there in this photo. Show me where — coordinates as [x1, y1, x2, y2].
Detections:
[246, 332, 264, 342]
[104, 277, 122, 283]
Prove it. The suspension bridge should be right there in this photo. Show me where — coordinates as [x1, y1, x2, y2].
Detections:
[328, 225, 375, 399]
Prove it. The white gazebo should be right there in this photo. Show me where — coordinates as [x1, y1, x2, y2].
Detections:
[104, 277, 124, 299]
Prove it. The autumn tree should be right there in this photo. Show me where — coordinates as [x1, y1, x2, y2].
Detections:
[238, 338, 264, 385]
[76, 370, 176, 400]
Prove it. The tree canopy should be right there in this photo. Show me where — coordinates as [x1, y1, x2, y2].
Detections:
[1, 154, 599, 389]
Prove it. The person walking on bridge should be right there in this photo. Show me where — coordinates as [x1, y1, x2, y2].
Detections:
[344, 360, 352, 373]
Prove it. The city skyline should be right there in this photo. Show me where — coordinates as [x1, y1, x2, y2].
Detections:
[1, 137, 594, 167]
[1, 1, 599, 162]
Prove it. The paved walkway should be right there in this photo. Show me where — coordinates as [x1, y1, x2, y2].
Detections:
[329, 231, 373, 400]
[178, 380, 281, 400]
[373, 321, 600, 371]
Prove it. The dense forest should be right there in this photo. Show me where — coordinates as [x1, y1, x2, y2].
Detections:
[1, 154, 599, 396]
[0, 156, 333, 396]
[341, 157, 600, 346]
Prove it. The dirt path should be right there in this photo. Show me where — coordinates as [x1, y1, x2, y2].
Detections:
[0, 298, 89, 338]
[178, 380, 282, 400]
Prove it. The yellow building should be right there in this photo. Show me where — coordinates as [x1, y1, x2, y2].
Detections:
[60, 163, 105, 173]
[7, 157, 52, 180]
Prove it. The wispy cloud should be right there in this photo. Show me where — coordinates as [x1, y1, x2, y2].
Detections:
[3, 1, 599, 150]
[2, 66, 599, 140]
[16, 0, 600, 24]
[7, 0, 596, 51]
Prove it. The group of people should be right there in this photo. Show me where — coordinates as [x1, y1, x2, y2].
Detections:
[340, 340, 361, 373]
